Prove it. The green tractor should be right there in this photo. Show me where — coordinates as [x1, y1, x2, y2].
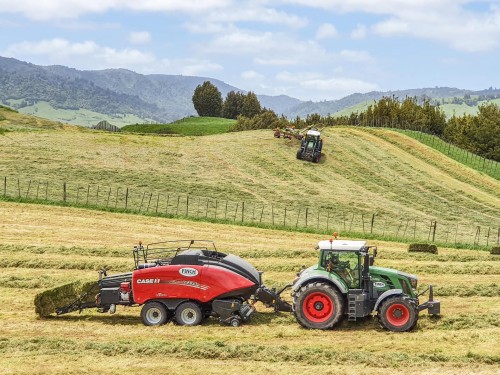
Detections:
[291, 239, 440, 331]
[296, 129, 322, 163]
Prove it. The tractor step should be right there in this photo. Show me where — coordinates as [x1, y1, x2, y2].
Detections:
[348, 294, 357, 321]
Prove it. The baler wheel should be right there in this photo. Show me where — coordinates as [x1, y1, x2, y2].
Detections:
[175, 302, 202, 326]
[378, 297, 418, 332]
[141, 302, 168, 326]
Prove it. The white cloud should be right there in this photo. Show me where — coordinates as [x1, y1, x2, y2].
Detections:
[350, 24, 367, 39]
[3, 38, 156, 70]
[316, 23, 338, 39]
[0, 0, 232, 20]
[160, 58, 223, 76]
[241, 70, 265, 81]
[284, 0, 500, 52]
[276, 70, 379, 100]
[204, 30, 331, 65]
[129, 31, 152, 44]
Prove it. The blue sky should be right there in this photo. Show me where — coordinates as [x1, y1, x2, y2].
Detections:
[1, 0, 499, 101]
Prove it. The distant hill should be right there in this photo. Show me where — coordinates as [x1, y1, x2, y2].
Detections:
[1, 56, 498, 126]
[0, 57, 300, 126]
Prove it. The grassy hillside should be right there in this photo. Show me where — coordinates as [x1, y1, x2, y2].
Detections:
[0, 201, 498, 375]
[1, 115, 499, 246]
[17, 101, 151, 128]
[121, 116, 236, 135]
[0, 104, 78, 131]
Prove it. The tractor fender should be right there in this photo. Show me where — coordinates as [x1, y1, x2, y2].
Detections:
[292, 274, 348, 295]
[373, 289, 403, 312]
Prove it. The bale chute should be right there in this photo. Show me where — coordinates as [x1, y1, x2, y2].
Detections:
[34, 280, 99, 318]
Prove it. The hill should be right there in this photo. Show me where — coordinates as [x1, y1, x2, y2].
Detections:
[1, 111, 498, 246]
[0, 56, 301, 127]
[2, 56, 498, 126]
[121, 117, 236, 136]
[0, 200, 499, 374]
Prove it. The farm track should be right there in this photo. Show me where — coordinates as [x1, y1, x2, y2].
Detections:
[0, 202, 499, 374]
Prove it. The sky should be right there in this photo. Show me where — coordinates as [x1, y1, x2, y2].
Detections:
[0, 0, 499, 101]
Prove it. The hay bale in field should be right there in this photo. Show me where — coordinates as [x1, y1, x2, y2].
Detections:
[491, 247, 500, 255]
[408, 243, 438, 254]
[34, 280, 99, 318]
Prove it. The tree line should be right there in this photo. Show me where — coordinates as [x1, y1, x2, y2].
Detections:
[192, 82, 499, 161]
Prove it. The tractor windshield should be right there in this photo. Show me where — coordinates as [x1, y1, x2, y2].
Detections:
[322, 251, 361, 288]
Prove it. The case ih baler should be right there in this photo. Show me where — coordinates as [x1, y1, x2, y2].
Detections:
[53, 238, 440, 331]
[56, 240, 292, 327]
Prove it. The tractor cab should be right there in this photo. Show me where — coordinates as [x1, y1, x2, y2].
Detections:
[317, 240, 376, 289]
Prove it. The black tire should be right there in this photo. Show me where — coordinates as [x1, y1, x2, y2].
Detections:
[293, 282, 345, 330]
[296, 150, 303, 159]
[140, 302, 168, 326]
[229, 317, 241, 327]
[378, 297, 418, 332]
[175, 302, 202, 326]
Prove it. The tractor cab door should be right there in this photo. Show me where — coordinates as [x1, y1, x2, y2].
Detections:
[322, 251, 362, 288]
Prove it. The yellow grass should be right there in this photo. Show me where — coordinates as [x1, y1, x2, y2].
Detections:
[0, 202, 499, 374]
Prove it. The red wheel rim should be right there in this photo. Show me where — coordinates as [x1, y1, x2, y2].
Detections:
[302, 292, 334, 323]
[386, 303, 410, 327]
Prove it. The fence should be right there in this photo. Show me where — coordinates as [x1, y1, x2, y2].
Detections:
[347, 119, 499, 180]
[2, 176, 499, 248]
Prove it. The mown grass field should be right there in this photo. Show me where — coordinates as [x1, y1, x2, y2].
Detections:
[0, 201, 499, 375]
[1, 107, 499, 246]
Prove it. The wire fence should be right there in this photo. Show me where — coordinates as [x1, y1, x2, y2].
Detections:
[2, 176, 499, 248]
[346, 119, 499, 180]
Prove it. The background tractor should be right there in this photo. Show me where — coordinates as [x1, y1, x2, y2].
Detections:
[292, 238, 440, 331]
[296, 129, 322, 163]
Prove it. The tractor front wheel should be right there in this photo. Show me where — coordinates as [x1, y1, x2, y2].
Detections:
[378, 297, 418, 332]
[293, 282, 344, 330]
[141, 302, 169, 326]
[296, 150, 303, 159]
[175, 302, 202, 326]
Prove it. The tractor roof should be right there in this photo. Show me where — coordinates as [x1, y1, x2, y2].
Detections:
[306, 130, 321, 136]
[317, 240, 367, 251]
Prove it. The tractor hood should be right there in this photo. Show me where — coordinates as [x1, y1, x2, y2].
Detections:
[370, 266, 418, 281]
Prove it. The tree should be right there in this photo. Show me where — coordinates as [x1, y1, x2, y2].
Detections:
[192, 81, 223, 117]
[241, 92, 262, 118]
[222, 91, 245, 119]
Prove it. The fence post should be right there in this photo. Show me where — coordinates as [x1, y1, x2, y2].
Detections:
[432, 221, 437, 243]
[176, 195, 180, 215]
[242, 202, 245, 222]
[186, 196, 189, 216]
[63, 182, 67, 202]
[284, 207, 287, 227]
[272, 205, 275, 225]
[370, 213, 375, 234]
[96, 185, 100, 206]
[305, 207, 309, 227]
[146, 193, 152, 212]
[139, 192, 146, 212]
[486, 227, 490, 246]
[36, 182, 40, 200]
[125, 188, 129, 210]
[326, 211, 330, 232]
[45, 182, 49, 201]
[25, 180, 31, 199]
[106, 188, 111, 208]
[17, 179, 20, 197]
[3, 176, 6, 197]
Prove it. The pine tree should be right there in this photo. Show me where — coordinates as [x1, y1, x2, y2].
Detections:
[192, 81, 223, 117]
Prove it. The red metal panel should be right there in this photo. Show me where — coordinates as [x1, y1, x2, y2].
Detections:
[132, 264, 255, 305]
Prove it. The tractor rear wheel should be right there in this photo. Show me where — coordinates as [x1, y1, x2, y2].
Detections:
[378, 297, 418, 332]
[296, 150, 303, 159]
[293, 282, 345, 329]
[141, 302, 168, 326]
[175, 302, 202, 326]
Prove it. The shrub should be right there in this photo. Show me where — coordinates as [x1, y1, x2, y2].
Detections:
[408, 243, 438, 254]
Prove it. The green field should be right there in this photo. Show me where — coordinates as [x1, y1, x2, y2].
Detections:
[0, 201, 498, 375]
[1, 109, 500, 374]
[16, 101, 150, 128]
[1, 108, 499, 247]
[121, 116, 236, 136]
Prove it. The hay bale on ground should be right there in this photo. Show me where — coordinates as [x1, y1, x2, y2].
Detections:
[34, 280, 99, 318]
[408, 243, 438, 254]
[491, 247, 500, 255]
